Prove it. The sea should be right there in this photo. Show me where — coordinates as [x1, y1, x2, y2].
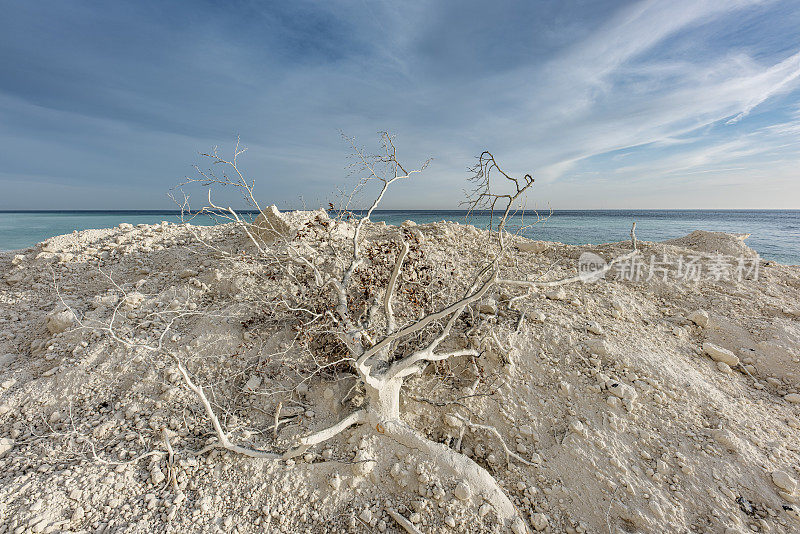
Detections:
[0, 210, 798, 265]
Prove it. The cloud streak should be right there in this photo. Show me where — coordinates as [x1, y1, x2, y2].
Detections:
[0, 0, 798, 209]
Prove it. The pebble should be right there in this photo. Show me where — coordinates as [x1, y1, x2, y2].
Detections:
[359, 508, 373, 524]
[716, 361, 733, 374]
[45, 309, 74, 334]
[531, 512, 549, 531]
[454, 481, 471, 500]
[703, 343, 740, 366]
[606, 381, 637, 401]
[785, 393, 800, 404]
[586, 321, 603, 335]
[545, 288, 568, 301]
[531, 310, 546, 323]
[478, 299, 498, 315]
[150, 466, 166, 485]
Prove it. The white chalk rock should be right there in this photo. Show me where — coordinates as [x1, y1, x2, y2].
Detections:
[717, 361, 733, 374]
[586, 321, 603, 335]
[785, 393, 800, 404]
[478, 299, 498, 315]
[703, 343, 739, 366]
[517, 241, 549, 253]
[454, 481, 471, 501]
[46, 309, 75, 334]
[688, 310, 709, 328]
[545, 288, 567, 301]
[586, 338, 610, 356]
[359, 508, 373, 524]
[531, 512, 549, 531]
[243, 375, 262, 393]
[511, 517, 527, 534]
[711, 429, 740, 452]
[0, 437, 14, 458]
[772, 470, 798, 493]
[123, 292, 145, 309]
[443, 414, 462, 428]
[352, 450, 375, 476]
[252, 205, 292, 243]
[606, 381, 637, 401]
[530, 310, 546, 323]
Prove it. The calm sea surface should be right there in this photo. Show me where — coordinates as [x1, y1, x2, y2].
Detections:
[1, 210, 798, 265]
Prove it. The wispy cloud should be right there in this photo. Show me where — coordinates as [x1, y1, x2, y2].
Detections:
[0, 0, 798, 209]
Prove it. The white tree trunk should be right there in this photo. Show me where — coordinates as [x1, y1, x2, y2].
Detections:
[361, 375, 524, 530]
[379, 418, 523, 530]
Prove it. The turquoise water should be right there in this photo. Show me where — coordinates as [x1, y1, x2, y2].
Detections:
[1, 210, 798, 265]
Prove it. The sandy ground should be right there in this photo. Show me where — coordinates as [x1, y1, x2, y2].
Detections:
[0, 215, 799, 534]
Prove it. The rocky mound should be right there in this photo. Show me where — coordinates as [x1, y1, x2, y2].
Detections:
[663, 230, 759, 259]
[0, 217, 799, 534]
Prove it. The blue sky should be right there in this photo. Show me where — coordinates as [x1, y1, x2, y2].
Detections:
[1, 0, 799, 210]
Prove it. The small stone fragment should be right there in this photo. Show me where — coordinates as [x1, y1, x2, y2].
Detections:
[0, 437, 14, 458]
[688, 310, 709, 327]
[531, 512, 549, 531]
[454, 481, 471, 501]
[703, 343, 739, 366]
[586, 321, 603, 335]
[785, 393, 800, 404]
[772, 470, 797, 493]
[545, 288, 567, 301]
[46, 309, 74, 334]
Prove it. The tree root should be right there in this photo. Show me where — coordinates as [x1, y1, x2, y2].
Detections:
[377, 418, 529, 532]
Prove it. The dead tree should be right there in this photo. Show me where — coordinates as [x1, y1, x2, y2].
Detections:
[111, 133, 638, 531]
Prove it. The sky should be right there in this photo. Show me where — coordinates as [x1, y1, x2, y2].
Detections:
[1, 0, 799, 210]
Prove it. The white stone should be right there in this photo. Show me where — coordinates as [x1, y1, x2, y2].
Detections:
[703, 343, 739, 366]
[511, 517, 527, 534]
[359, 508, 373, 524]
[607, 381, 637, 401]
[688, 310, 709, 327]
[772, 470, 797, 493]
[252, 205, 292, 243]
[785, 393, 800, 404]
[478, 299, 498, 315]
[517, 241, 549, 253]
[586, 321, 603, 335]
[0, 437, 14, 458]
[243, 375, 262, 393]
[545, 288, 567, 301]
[46, 310, 74, 334]
[531, 512, 549, 531]
[454, 481, 471, 501]
[716, 361, 733, 374]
